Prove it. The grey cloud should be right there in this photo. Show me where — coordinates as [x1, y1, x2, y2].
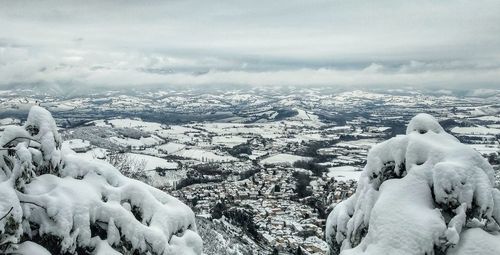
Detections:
[0, 0, 500, 89]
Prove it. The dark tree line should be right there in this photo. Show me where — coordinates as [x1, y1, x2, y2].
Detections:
[210, 202, 260, 240]
[228, 143, 252, 157]
[293, 171, 312, 198]
[293, 160, 328, 177]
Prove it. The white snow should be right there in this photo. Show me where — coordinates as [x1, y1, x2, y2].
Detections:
[327, 166, 362, 182]
[326, 113, 500, 255]
[158, 142, 187, 154]
[126, 153, 178, 170]
[108, 118, 163, 132]
[468, 144, 500, 156]
[174, 148, 237, 162]
[62, 139, 91, 152]
[211, 135, 248, 148]
[82, 147, 108, 160]
[447, 228, 500, 255]
[260, 153, 312, 165]
[472, 115, 500, 122]
[110, 136, 144, 148]
[0, 118, 21, 126]
[451, 126, 500, 135]
[9, 241, 51, 255]
[109, 135, 163, 149]
[0, 106, 202, 254]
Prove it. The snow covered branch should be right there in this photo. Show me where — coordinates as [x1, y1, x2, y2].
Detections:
[0, 207, 13, 222]
[0, 106, 202, 254]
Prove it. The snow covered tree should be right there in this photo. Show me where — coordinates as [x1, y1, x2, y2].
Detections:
[326, 114, 500, 255]
[0, 106, 202, 254]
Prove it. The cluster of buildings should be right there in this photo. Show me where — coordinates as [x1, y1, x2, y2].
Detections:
[171, 160, 358, 254]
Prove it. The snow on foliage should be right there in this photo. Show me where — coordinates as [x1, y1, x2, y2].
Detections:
[325, 113, 500, 255]
[0, 106, 202, 254]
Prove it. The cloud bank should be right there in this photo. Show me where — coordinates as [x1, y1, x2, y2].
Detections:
[1, 0, 500, 89]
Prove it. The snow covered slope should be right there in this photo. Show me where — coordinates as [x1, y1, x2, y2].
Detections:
[0, 106, 202, 254]
[326, 113, 500, 255]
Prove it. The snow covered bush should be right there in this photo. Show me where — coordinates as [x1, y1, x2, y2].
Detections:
[0, 106, 202, 254]
[326, 114, 500, 255]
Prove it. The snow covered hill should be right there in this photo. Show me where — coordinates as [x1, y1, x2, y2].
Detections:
[0, 106, 202, 254]
[325, 114, 500, 255]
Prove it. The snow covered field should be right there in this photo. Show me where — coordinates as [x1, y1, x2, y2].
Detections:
[469, 144, 500, 156]
[174, 148, 237, 162]
[109, 135, 163, 148]
[62, 139, 91, 151]
[107, 118, 163, 132]
[158, 142, 187, 154]
[260, 153, 312, 165]
[327, 166, 362, 181]
[212, 135, 248, 148]
[126, 153, 178, 170]
[451, 126, 500, 135]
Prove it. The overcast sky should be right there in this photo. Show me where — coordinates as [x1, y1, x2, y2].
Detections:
[1, 0, 500, 89]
